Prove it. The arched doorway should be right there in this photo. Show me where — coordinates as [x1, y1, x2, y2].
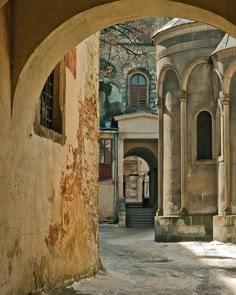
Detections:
[124, 147, 158, 227]
[124, 157, 150, 207]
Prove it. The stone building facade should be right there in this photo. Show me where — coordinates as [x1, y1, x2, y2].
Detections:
[99, 18, 236, 239]
[99, 18, 165, 129]
[153, 19, 236, 243]
[98, 19, 163, 225]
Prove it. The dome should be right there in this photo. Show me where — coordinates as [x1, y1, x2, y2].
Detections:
[211, 33, 236, 56]
[153, 18, 194, 36]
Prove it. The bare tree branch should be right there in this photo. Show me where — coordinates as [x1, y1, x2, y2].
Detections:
[100, 18, 171, 77]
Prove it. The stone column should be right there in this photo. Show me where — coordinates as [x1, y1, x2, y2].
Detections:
[178, 91, 188, 216]
[221, 95, 231, 215]
[217, 99, 224, 215]
[156, 98, 163, 216]
[117, 136, 126, 226]
[213, 95, 234, 244]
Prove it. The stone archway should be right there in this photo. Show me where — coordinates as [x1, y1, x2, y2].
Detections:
[124, 147, 158, 208]
[123, 147, 158, 227]
[2, 1, 236, 293]
[11, 0, 236, 133]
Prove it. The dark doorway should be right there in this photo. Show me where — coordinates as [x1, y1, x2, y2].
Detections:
[124, 147, 158, 227]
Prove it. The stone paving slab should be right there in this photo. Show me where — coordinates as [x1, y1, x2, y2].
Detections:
[49, 225, 236, 295]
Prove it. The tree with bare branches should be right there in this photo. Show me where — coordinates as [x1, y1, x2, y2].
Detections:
[99, 18, 171, 77]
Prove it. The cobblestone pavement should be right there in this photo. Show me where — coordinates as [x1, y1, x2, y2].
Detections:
[49, 225, 236, 295]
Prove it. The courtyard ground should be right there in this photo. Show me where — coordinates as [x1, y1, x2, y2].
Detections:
[50, 224, 236, 294]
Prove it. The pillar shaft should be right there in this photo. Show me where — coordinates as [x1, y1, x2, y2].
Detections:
[178, 91, 188, 215]
[117, 136, 126, 227]
[222, 96, 231, 214]
[157, 99, 163, 216]
[118, 137, 124, 199]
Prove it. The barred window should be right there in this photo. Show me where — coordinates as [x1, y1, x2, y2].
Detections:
[197, 111, 212, 160]
[40, 71, 54, 129]
[39, 64, 63, 134]
[129, 74, 148, 108]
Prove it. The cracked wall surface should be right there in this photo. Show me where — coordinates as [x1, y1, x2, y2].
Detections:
[0, 6, 100, 293]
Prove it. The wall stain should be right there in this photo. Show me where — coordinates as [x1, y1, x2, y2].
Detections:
[45, 223, 66, 248]
[45, 96, 98, 249]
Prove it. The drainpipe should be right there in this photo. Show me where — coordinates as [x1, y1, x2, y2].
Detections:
[113, 131, 119, 222]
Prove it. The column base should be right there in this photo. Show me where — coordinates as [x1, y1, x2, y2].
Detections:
[179, 207, 188, 217]
[224, 207, 231, 215]
[155, 208, 163, 216]
[155, 215, 213, 242]
[119, 198, 126, 227]
[213, 215, 236, 244]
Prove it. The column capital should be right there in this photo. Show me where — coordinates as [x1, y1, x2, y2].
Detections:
[156, 97, 162, 109]
[220, 94, 229, 105]
[177, 90, 186, 102]
[179, 97, 186, 103]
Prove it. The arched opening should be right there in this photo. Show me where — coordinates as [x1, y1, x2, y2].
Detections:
[124, 156, 150, 206]
[124, 147, 158, 208]
[11, 1, 236, 132]
[129, 73, 148, 108]
[197, 111, 213, 160]
[124, 147, 158, 227]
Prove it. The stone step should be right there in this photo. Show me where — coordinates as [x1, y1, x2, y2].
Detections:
[126, 207, 155, 228]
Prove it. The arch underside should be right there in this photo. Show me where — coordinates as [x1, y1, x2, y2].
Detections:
[10, 0, 236, 130]
[0, 0, 8, 9]
[124, 147, 158, 208]
[125, 147, 157, 170]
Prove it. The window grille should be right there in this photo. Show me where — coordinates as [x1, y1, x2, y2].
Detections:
[40, 71, 54, 129]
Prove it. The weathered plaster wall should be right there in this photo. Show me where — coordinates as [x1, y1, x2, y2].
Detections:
[0, 30, 100, 294]
[0, 5, 13, 294]
[99, 182, 114, 221]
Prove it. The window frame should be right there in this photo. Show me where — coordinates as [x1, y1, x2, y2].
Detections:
[192, 109, 216, 165]
[40, 70, 54, 130]
[99, 139, 113, 181]
[196, 111, 213, 160]
[128, 72, 149, 109]
[34, 61, 66, 145]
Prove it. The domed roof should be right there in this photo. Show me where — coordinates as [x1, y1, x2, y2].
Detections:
[211, 33, 236, 56]
[154, 18, 194, 35]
